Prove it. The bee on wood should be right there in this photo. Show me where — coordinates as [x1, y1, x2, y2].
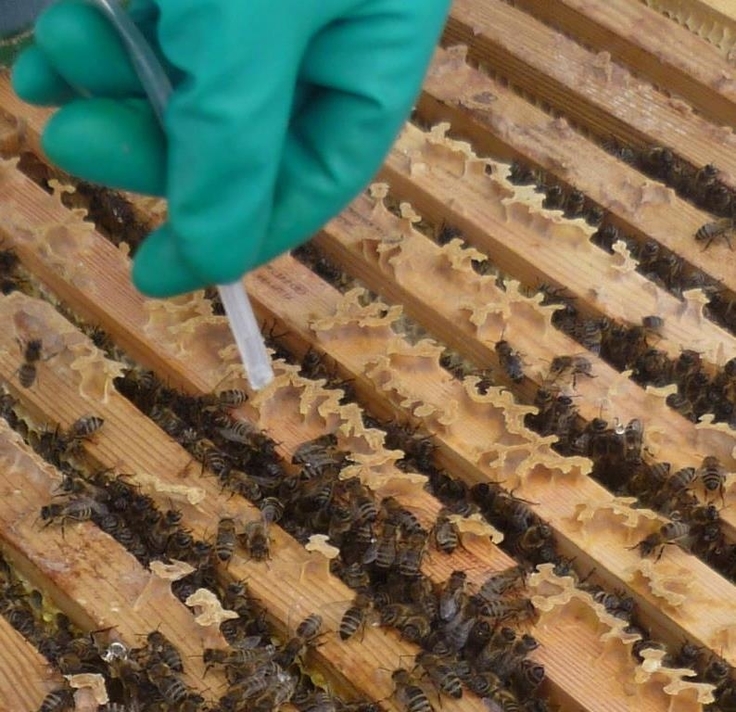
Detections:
[703, 656, 731, 687]
[512, 659, 546, 698]
[150, 405, 195, 444]
[478, 565, 528, 599]
[259, 496, 284, 525]
[164, 529, 195, 562]
[586, 204, 606, 227]
[215, 517, 237, 564]
[697, 456, 726, 503]
[590, 223, 621, 253]
[508, 160, 538, 185]
[292, 433, 349, 477]
[203, 644, 275, 674]
[592, 589, 635, 619]
[274, 614, 323, 668]
[380, 604, 431, 644]
[547, 354, 593, 388]
[381, 497, 424, 535]
[296, 613, 323, 642]
[38, 687, 75, 712]
[431, 511, 459, 554]
[67, 415, 104, 441]
[200, 388, 248, 409]
[339, 591, 373, 641]
[146, 630, 183, 673]
[16, 338, 44, 388]
[665, 392, 695, 421]
[578, 317, 610, 357]
[542, 184, 565, 211]
[564, 189, 586, 218]
[623, 418, 644, 462]
[439, 571, 468, 623]
[633, 520, 692, 560]
[634, 347, 672, 387]
[191, 437, 231, 477]
[495, 338, 524, 383]
[665, 466, 697, 496]
[396, 531, 428, 578]
[147, 661, 188, 706]
[40, 498, 108, 533]
[466, 670, 502, 697]
[641, 314, 664, 336]
[478, 597, 538, 627]
[415, 651, 463, 699]
[695, 218, 734, 251]
[437, 222, 463, 246]
[392, 669, 434, 712]
[240, 516, 271, 562]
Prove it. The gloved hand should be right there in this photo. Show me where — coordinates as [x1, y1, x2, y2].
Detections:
[12, 0, 451, 297]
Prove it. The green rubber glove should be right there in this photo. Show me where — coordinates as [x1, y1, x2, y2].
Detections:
[11, 0, 451, 297]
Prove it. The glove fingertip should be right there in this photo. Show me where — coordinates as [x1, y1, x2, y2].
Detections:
[132, 224, 206, 298]
[12, 47, 76, 106]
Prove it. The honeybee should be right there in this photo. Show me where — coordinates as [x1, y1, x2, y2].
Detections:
[577, 318, 606, 356]
[547, 355, 593, 388]
[542, 184, 565, 211]
[339, 591, 373, 641]
[396, 531, 428, 578]
[240, 516, 271, 562]
[215, 517, 238, 564]
[512, 659, 546, 698]
[666, 466, 696, 495]
[203, 644, 275, 674]
[495, 339, 524, 383]
[381, 497, 424, 535]
[590, 223, 621, 253]
[508, 160, 537, 185]
[479, 597, 538, 626]
[478, 565, 528, 599]
[201, 388, 248, 409]
[695, 218, 734, 250]
[380, 604, 431, 643]
[150, 405, 193, 442]
[259, 497, 285, 525]
[698, 456, 726, 503]
[592, 589, 635, 619]
[431, 511, 459, 554]
[467, 670, 502, 697]
[392, 669, 434, 712]
[147, 661, 188, 705]
[191, 438, 231, 477]
[40, 498, 108, 533]
[415, 651, 463, 699]
[633, 520, 692, 560]
[146, 630, 183, 672]
[67, 415, 104, 441]
[438, 573, 468, 627]
[296, 613, 323, 642]
[292, 433, 349, 476]
[38, 687, 75, 712]
[274, 614, 323, 668]
[16, 338, 43, 388]
[641, 315, 664, 336]
[564, 189, 586, 218]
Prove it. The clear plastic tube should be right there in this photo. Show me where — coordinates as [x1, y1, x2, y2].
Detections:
[87, 0, 274, 390]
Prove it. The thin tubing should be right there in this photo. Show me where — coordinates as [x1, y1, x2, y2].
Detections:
[87, 0, 274, 389]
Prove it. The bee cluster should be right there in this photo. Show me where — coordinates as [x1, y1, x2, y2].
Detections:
[112, 356, 547, 710]
[540, 291, 736, 427]
[524, 390, 735, 577]
[507, 155, 736, 333]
